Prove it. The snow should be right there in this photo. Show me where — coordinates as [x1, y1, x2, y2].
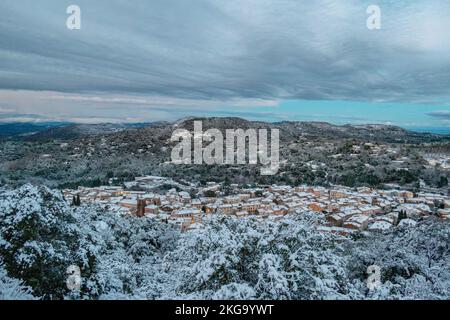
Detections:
[368, 221, 392, 231]
[398, 219, 417, 228]
[0, 263, 36, 300]
[0, 184, 448, 300]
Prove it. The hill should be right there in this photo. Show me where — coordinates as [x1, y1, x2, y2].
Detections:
[0, 117, 448, 190]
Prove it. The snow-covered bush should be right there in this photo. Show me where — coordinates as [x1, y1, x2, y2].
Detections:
[0, 185, 97, 299]
[164, 215, 359, 300]
[347, 218, 450, 300]
[213, 283, 256, 300]
[73, 203, 179, 299]
[0, 262, 36, 300]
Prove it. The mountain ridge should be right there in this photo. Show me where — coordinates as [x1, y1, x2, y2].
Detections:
[2, 117, 447, 143]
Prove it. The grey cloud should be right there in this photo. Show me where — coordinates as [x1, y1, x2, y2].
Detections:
[427, 110, 450, 119]
[0, 0, 450, 104]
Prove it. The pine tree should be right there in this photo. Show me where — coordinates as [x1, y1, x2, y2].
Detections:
[0, 185, 84, 299]
[398, 210, 407, 222]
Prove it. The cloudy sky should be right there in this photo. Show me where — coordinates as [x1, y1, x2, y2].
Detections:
[0, 0, 449, 131]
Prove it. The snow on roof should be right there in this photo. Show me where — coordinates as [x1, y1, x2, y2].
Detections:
[398, 219, 417, 227]
[142, 193, 156, 198]
[175, 208, 200, 215]
[318, 226, 356, 235]
[347, 214, 369, 224]
[119, 199, 137, 205]
[369, 221, 392, 231]
[330, 212, 346, 219]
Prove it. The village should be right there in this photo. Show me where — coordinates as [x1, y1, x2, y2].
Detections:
[63, 176, 450, 235]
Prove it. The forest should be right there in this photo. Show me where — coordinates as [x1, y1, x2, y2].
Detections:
[0, 184, 448, 300]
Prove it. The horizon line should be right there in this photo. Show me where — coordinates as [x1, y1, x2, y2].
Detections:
[1, 116, 449, 136]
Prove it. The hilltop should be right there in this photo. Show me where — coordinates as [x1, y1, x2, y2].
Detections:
[0, 117, 448, 190]
[5, 117, 446, 144]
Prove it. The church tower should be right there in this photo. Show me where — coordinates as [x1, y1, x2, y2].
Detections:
[136, 199, 146, 217]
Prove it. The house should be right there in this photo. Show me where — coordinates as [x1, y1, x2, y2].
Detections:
[309, 202, 326, 213]
[438, 208, 450, 220]
[169, 218, 194, 232]
[445, 200, 450, 209]
[318, 226, 356, 237]
[179, 191, 191, 204]
[96, 192, 111, 201]
[329, 190, 347, 199]
[343, 214, 370, 231]
[142, 193, 161, 206]
[145, 204, 159, 215]
[359, 205, 382, 216]
[191, 199, 203, 209]
[269, 186, 291, 195]
[340, 207, 361, 220]
[241, 202, 259, 214]
[399, 191, 414, 198]
[327, 212, 346, 227]
[204, 204, 217, 214]
[272, 205, 288, 215]
[327, 203, 340, 213]
[119, 199, 138, 209]
[218, 204, 238, 215]
[371, 214, 396, 227]
[368, 220, 393, 232]
[238, 194, 251, 201]
[357, 187, 373, 194]
[224, 196, 241, 204]
[172, 208, 200, 218]
[235, 211, 249, 218]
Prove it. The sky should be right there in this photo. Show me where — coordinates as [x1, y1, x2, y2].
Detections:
[0, 0, 449, 132]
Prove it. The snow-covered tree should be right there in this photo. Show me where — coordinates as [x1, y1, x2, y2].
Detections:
[0, 262, 36, 300]
[347, 219, 450, 300]
[164, 214, 358, 300]
[72, 203, 179, 299]
[213, 283, 256, 300]
[0, 185, 96, 299]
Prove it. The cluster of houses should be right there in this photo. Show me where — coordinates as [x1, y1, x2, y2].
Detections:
[63, 176, 450, 234]
[424, 153, 450, 170]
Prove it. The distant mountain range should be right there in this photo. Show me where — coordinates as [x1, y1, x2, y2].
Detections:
[0, 118, 450, 141]
[0, 117, 448, 190]
[0, 122, 69, 138]
[0, 118, 447, 145]
[0, 122, 154, 140]
[0, 118, 448, 142]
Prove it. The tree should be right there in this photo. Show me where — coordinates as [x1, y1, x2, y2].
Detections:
[0, 185, 96, 299]
[438, 176, 448, 188]
[255, 190, 264, 198]
[0, 262, 36, 300]
[71, 194, 81, 206]
[164, 214, 357, 300]
[255, 254, 291, 299]
[398, 210, 407, 222]
[204, 190, 216, 198]
[347, 219, 450, 300]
